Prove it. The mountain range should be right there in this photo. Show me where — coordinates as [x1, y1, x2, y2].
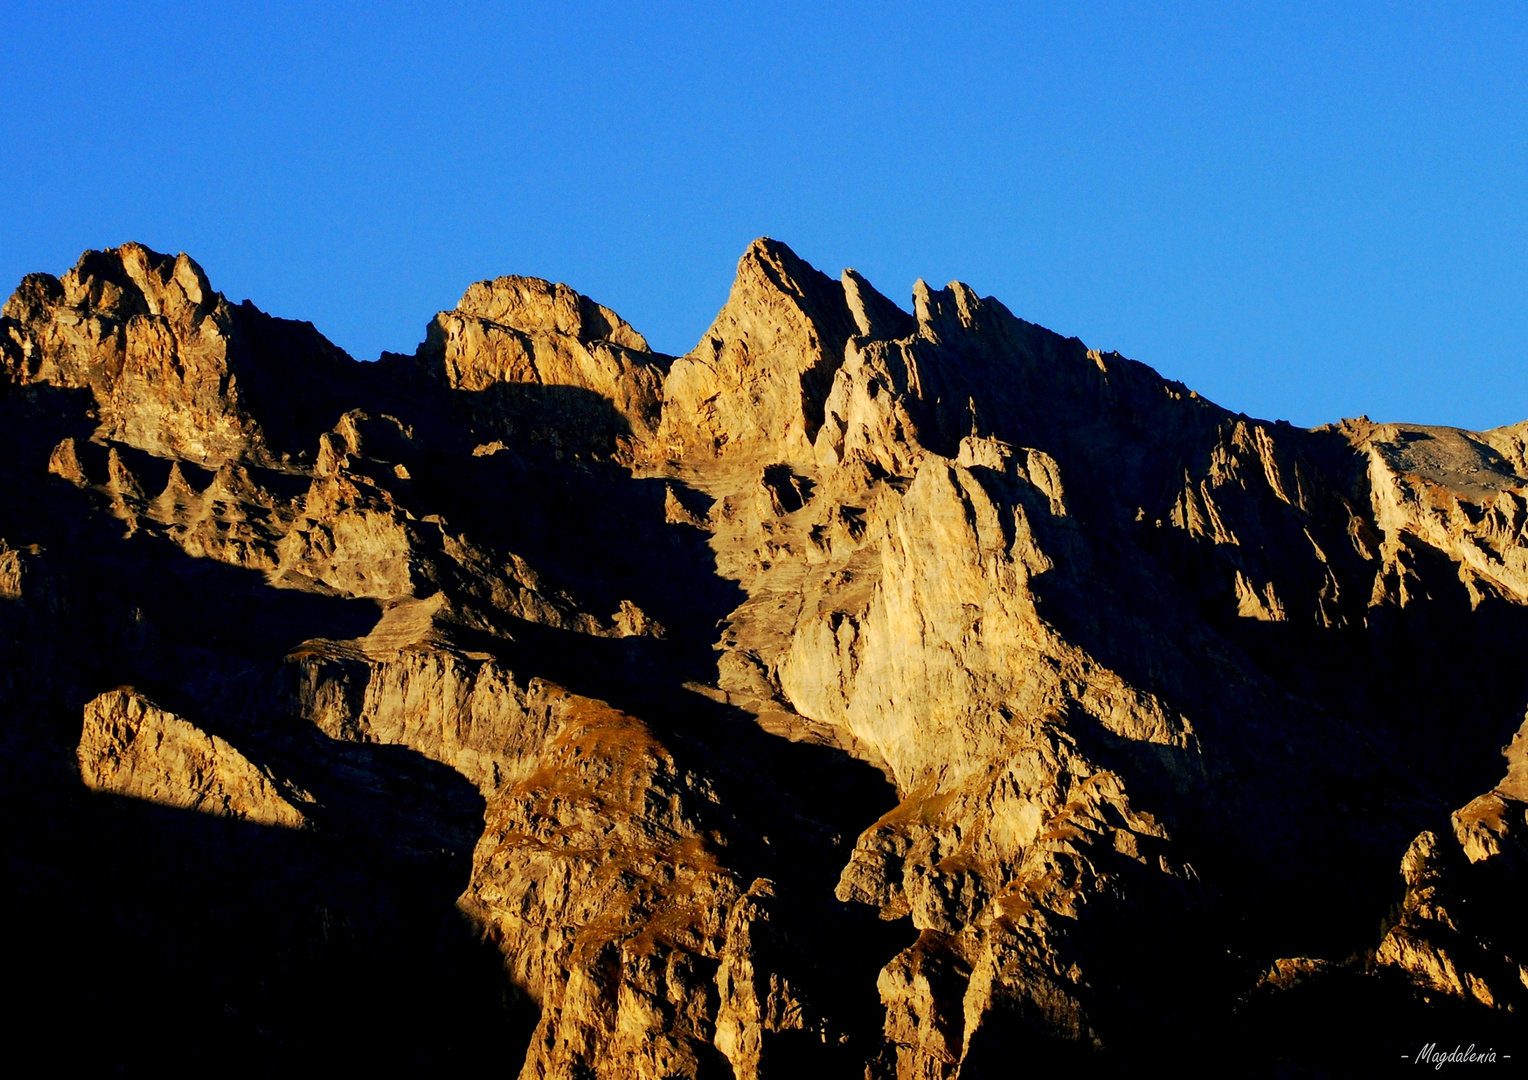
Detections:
[2, 238, 1523, 1076]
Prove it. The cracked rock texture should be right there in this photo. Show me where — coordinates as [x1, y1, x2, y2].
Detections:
[2, 239, 1525, 1074]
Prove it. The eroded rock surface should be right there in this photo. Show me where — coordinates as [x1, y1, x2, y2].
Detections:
[3, 240, 1525, 1075]
[78, 687, 306, 827]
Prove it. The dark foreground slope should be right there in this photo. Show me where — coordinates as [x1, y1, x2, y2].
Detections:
[1, 241, 1523, 1077]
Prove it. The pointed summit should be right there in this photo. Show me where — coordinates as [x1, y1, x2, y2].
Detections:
[842, 268, 915, 340]
[657, 238, 858, 463]
[1, 242, 354, 466]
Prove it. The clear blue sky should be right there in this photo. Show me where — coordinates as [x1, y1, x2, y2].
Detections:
[4, 2, 1527, 429]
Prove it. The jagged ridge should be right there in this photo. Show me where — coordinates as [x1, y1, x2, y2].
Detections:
[1, 238, 1524, 1076]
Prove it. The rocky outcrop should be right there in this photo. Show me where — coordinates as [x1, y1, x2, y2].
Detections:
[1, 243, 354, 466]
[417, 274, 669, 454]
[78, 688, 305, 828]
[4, 238, 1527, 1075]
[1375, 715, 1528, 1011]
[282, 620, 564, 797]
[657, 239, 858, 464]
[462, 692, 744, 1080]
[1349, 418, 1528, 608]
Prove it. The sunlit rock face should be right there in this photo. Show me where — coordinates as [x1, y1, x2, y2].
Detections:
[78, 687, 307, 827]
[3, 239, 1525, 1075]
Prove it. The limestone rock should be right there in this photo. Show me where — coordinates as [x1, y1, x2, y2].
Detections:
[657, 238, 858, 464]
[2, 243, 354, 466]
[417, 275, 668, 453]
[1374, 715, 1528, 1012]
[77, 688, 305, 828]
[7, 237, 1528, 1074]
[282, 635, 563, 797]
[461, 692, 744, 1080]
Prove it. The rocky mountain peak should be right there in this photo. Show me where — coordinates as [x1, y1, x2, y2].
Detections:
[1, 242, 362, 470]
[657, 237, 860, 463]
[453, 274, 650, 351]
[412, 272, 668, 454]
[3, 237, 1525, 1075]
[3, 242, 215, 328]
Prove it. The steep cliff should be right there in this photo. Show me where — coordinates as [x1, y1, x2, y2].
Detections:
[2, 240, 1522, 1076]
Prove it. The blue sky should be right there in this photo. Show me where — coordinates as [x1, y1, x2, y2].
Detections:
[4, 2, 1527, 428]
